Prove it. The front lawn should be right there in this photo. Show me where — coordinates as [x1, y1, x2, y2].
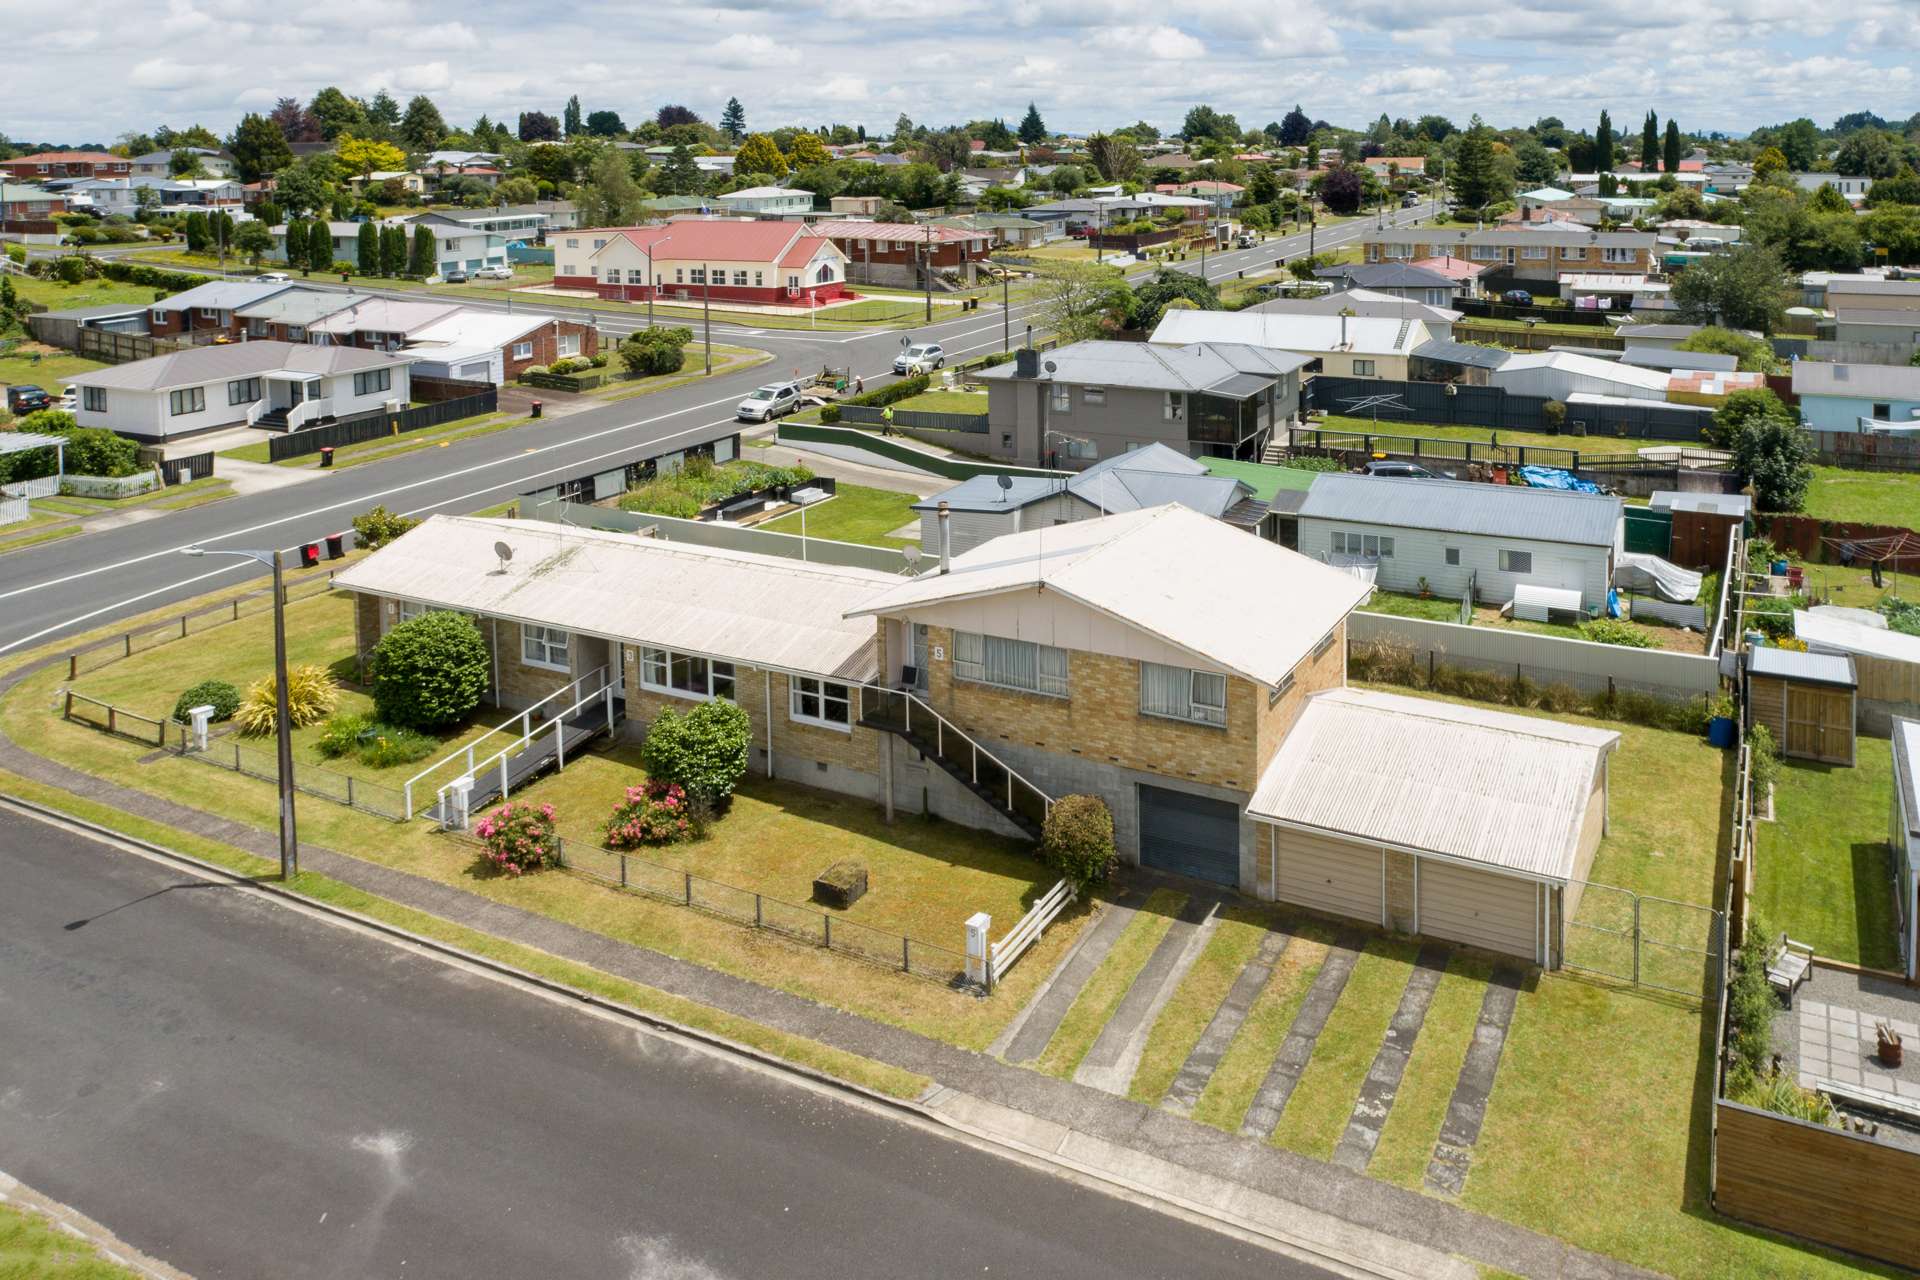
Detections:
[8, 273, 166, 310]
[893, 389, 988, 415]
[1035, 888, 1186, 1078]
[758, 483, 921, 547]
[0, 341, 109, 391]
[1752, 738, 1900, 970]
[1802, 465, 1920, 528]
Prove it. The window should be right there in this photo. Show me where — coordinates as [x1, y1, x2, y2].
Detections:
[1499, 549, 1533, 573]
[1351, 359, 1377, 376]
[1470, 244, 1500, 261]
[1050, 384, 1071, 413]
[1311, 631, 1337, 660]
[593, 238, 606, 249]
[1065, 436, 1098, 460]
[639, 647, 735, 700]
[1082, 385, 1106, 405]
[512, 341, 534, 360]
[521, 625, 569, 671]
[787, 274, 799, 288]
[1603, 247, 1636, 263]
[352, 368, 391, 396]
[1521, 245, 1548, 260]
[690, 267, 706, 284]
[168, 386, 205, 416]
[1140, 662, 1227, 726]
[953, 631, 1070, 698]
[733, 270, 748, 285]
[605, 268, 622, 285]
[1332, 531, 1393, 558]
[1833, 365, 1850, 382]
[754, 271, 764, 286]
[1873, 402, 1891, 420]
[1444, 547, 1460, 565]
[1561, 246, 1588, 261]
[557, 333, 580, 357]
[226, 377, 261, 406]
[82, 386, 106, 412]
[150, 308, 165, 325]
[789, 676, 850, 729]
[1164, 392, 1185, 421]
[197, 307, 220, 319]
[1267, 670, 1295, 707]
[564, 238, 579, 249]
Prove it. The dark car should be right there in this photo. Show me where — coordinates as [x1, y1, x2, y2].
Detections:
[1501, 289, 1534, 306]
[1363, 459, 1440, 479]
[5, 384, 51, 415]
[442, 268, 470, 284]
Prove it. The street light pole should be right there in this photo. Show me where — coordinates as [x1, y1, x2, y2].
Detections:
[923, 221, 933, 324]
[1002, 270, 1010, 353]
[703, 273, 712, 375]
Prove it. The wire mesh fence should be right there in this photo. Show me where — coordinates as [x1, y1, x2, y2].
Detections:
[1564, 878, 1721, 1000]
[66, 571, 339, 679]
[177, 734, 411, 821]
[545, 833, 973, 988]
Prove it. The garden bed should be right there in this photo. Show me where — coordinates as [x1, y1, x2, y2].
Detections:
[614, 457, 819, 521]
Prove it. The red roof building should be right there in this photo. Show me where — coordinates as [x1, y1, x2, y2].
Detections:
[816, 220, 994, 286]
[551, 222, 851, 306]
[0, 151, 132, 181]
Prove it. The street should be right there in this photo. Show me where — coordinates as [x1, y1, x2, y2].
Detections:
[0, 807, 1342, 1280]
[0, 204, 1433, 655]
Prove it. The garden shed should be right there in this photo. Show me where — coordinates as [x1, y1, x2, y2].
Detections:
[1747, 647, 1857, 766]
[1648, 490, 1748, 569]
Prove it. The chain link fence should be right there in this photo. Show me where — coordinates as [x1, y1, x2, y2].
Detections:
[179, 732, 410, 821]
[1564, 878, 1722, 1000]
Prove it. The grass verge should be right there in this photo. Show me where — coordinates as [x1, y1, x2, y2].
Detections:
[1803, 465, 1920, 528]
[1125, 905, 1270, 1106]
[1188, 921, 1335, 1131]
[0, 1198, 143, 1279]
[1035, 888, 1187, 1078]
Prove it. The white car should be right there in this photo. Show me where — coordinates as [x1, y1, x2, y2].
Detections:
[893, 343, 945, 374]
[736, 382, 804, 422]
[475, 264, 514, 280]
[255, 272, 289, 282]
[55, 384, 77, 412]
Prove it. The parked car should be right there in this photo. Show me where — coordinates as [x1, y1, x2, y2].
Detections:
[254, 271, 289, 283]
[1401, 192, 1420, 208]
[736, 382, 804, 422]
[475, 265, 513, 280]
[1234, 231, 1258, 248]
[894, 343, 945, 374]
[1363, 459, 1441, 479]
[55, 384, 77, 412]
[442, 268, 470, 284]
[1501, 289, 1533, 306]
[5, 384, 51, 415]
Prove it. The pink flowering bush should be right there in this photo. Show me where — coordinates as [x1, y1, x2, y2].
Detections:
[474, 801, 560, 876]
[603, 780, 702, 849]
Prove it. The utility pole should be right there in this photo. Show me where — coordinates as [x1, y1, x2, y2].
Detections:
[703, 270, 712, 375]
[1002, 270, 1010, 353]
[923, 221, 933, 323]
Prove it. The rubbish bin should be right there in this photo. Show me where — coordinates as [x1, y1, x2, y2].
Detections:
[325, 532, 347, 559]
[319, 446, 335, 468]
[531, 400, 543, 419]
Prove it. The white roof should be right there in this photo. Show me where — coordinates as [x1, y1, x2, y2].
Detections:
[310, 297, 465, 336]
[332, 516, 898, 681]
[1248, 688, 1618, 882]
[1794, 609, 1920, 665]
[1250, 288, 1460, 326]
[1649, 491, 1751, 517]
[1497, 351, 1673, 392]
[720, 186, 809, 200]
[1896, 717, 1920, 840]
[847, 504, 1369, 689]
[406, 310, 555, 350]
[1151, 310, 1429, 358]
[1792, 361, 1920, 400]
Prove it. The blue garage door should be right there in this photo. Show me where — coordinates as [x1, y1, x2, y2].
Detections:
[1139, 785, 1241, 886]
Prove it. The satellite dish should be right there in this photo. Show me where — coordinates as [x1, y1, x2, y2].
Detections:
[1043, 360, 1057, 374]
[902, 544, 921, 568]
[996, 473, 1013, 502]
[494, 541, 513, 573]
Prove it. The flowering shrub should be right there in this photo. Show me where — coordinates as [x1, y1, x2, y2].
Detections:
[603, 780, 701, 848]
[474, 801, 560, 876]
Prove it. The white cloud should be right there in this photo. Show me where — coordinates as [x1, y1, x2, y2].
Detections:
[1091, 25, 1205, 59]
[714, 33, 801, 66]
[817, 75, 870, 101]
[128, 57, 205, 89]
[1012, 55, 1058, 77]
[400, 21, 481, 50]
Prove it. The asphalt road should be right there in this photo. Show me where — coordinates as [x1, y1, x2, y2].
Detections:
[0, 204, 1435, 655]
[0, 808, 1343, 1280]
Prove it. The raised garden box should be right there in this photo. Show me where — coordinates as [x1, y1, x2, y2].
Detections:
[813, 859, 868, 909]
[701, 475, 837, 523]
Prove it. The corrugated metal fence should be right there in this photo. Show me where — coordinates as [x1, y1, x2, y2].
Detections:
[837, 405, 990, 434]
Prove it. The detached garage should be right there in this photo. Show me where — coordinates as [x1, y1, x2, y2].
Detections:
[1249, 688, 1618, 966]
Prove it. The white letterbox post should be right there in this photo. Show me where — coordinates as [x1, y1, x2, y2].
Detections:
[445, 774, 475, 832]
[187, 704, 215, 752]
[965, 911, 992, 989]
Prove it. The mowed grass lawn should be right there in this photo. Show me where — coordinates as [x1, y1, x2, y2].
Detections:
[1036, 888, 1186, 1079]
[1753, 737, 1900, 970]
[1802, 465, 1920, 528]
[893, 389, 989, 415]
[1311, 415, 1706, 457]
[0, 1200, 145, 1279]
[1126, 904, 1272, 1107]
[759, 483, 921, 547]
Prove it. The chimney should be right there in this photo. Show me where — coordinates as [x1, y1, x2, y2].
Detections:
[1014, 348, 1039, 379]
[937, 502, 952, 574]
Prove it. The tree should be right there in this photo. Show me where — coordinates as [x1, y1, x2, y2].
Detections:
[786, 132, 829, 169]
[368, 90, 402, 131]
[280, 218, 307, 270]
[891, 113, 916, 143]
[1771, 118, 1821, 171]
[1018, 102, 1047, 145]
[1039, 794, 1117, 889]
[227, 112, 290, 183]
[733, 133, 787, 178]
[563, 95, 583, 138]
[641, 700, 750, 807]
[267, 97, 319, 144]
[1752, 146, 1789, 183]
[657, 143, 700, 195]
[917, 128, 970, 174]
[1034, 261, 1134, 343]
[1594, 110, 1614, 172]
[1512, 136, 1559, 186]
[370, 612, 489, 730]
[1807, 182, 1851, 214]
[719, 97, 746, 143]
[620, 326, 693, 375]
[519, 110, 560, 142]
[1181, 104, 1238, 144]
[1640, 111, 1658, 171]
[1317, 164, 1363, 214]
[584, 110, 624, 137]
[1131, 267, 1219, 331]
[183, 211, 209, 253]
[409, 223, 435, 277]
[1835, 129, 1900, 179]
[1677, 326, 1782, 373]
[1663, 120, 1682, 173]
[308, 220, 336, 271]
[967, 118, 1015, 150]
[379, 223, 406, 276]
[337, 134, 406, 182]
[1045, 165, 1087, 195]
[1868, 167, 1920, 208]
[1450, 115, 1506, 210]
[168, 148, 208, 178]
[494, 176, 540, 205]
[576, 145, 646, 226]
[357, 221, 379, 275]
[656, 105, 700, 129]
[1672, 243, 1792, 334]
[1414, 114, 1455, 143]
[1729, 406, 1813, 512]
[1277, 105, 1313, 147]
[1087, 133, 1141, 183]
[234, 219, 272, 264]
[309, 86, 366, 140]
[400, 95, 447, 152]
[1708, 387, 1792, 450]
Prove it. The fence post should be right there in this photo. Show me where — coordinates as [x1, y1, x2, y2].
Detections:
[683, 871, 692, 906]
[108, 706, 116, 735]
[620, 853, 628, 889]
[823, 916, 832, 950]
[754, 894, 762, 928]
[346, 775, 355, 809]
[902, 936, 911, 972]
[125, 634, 132, 658]
[1633, 895, 1643, 987]
[233, 599, 241, 621]
[180, 615, 188, 639]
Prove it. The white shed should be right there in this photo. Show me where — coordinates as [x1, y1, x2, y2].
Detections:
[1490, 351, 1672, 403]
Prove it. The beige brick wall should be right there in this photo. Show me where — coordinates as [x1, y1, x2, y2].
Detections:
[1386, 850, 1417, 934]
[1255, 621, 1347, 779]
[352, 592, 382, 679]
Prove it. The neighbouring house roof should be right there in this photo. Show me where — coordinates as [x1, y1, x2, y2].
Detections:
[640, 195, 709, 212]
[1830, 307, 1920, 331]
[71, 340, 411, 393]
[1648, 491, 1750, 518]
[848, 504, 1370, 691]
[1747, 646, 1856, 689]
[5, 151, 128, 165]
[310, 297, 466, 337]
[35, 302, 148, 322]
[1250, 289, 1461, 327]
[1413, 339, 1512, 370]
[911, 445, 1252, 523]
[1315, 262, 1460, 291]
[1520, 186, 1576, 201]
[1895, 717, 1920, 840]
[1619, 348, 1737, 373]
[1197, 458, 1320, 505]
[1794, 609, 1920, 665]
[581, 222, 837, 269]
[1792, 361, 1920, 400]
[1248, 687, 1617, 882]
[1298, 473, 1623, 548]
[817, 220, 991, 247]
[1152, 310, 1429, 359]
[1822, 277, 1920, 299]
[149, 280, 301, 313]
[407, 310, 559, 352]
[1617, 323, 1706, 341]
[333, 515, 898, 682]
[976, 339, 1308, 395]
[234, 291, 371, 326]
[717, 186, 812, 201]
[1407, 256, 1491, 281]
[1495, 351, 1674, 393]
[1152, 181, 1244, 194]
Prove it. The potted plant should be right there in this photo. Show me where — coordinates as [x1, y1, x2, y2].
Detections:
[1417, 576, 1434, 600]
[1706, 692, 1737, 749]
[1878, 1020, 1904, 1069]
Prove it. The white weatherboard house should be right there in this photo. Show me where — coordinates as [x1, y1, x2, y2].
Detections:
[1296, 473, 1623, 611]
[69, 341, 414, 441]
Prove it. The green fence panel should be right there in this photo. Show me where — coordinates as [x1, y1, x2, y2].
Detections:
[1623, 507, 1673, 556]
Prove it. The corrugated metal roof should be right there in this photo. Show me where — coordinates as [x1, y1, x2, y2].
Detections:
[310, 297, 466, 336]
[1748, 646, 1855, 687]
[1298, 473, 1622, 548]
[975, 339, 1306, 394]
[1199, 458, 1319, 503]
[1414, 339, 1512, 370]
[1895, 718, 1920, 840]
[1649, 491, 1750, 517]
[1619, 348, 1737, 372]
[1250, 290, 1460, 327]
[333, 516, 896, 681]
[910, 445, 1249, 520]
[72, 340, 411, 392]
[1152, 311, 1429, 358]
[1794, 609, 1920, 665]
[234, 292, 371, 325]
[848, 504, 1369, 690]
[1248, 688, 1619, 881]
[151, 280, 299, 313]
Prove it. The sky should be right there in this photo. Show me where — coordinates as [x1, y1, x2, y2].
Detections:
[5, 0, 1917, 146]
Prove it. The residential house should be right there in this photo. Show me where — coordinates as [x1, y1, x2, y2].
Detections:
[130, 148, 235, 179]
[0, 182, 66, 232]
[1312, 262, 1465, 308]
[395, 309, 598, 384]
[1489, 351, 1673, 402]
[976, 340, 1310, 466]
[934, 212, 1052, 248]
[829, 195, 886, 217]
[1407, 339, 1512, 385]
[1248, 287, 1460, 334]
[693, 155, 738, 177]
[306, 297, 467, 350]
[1791, 361, 1920, 431]
[1362, 226, 1656, 289]
[1794, 173, 1871, 204]
[234, 291, 370, 343]
[639, 195, 711, 219]
[131, 177, 247, 211]
[417, 163, 501, 193]
[69, 341, 413, 440]
[1408, 256, 1493, 293]
[553, 222, 849, 306]
[350, 171, 426, 196]
[1152, 180, 1244, 210]
[57, 178, 138, 217]
[909, 443, 1263, 553]
[713, 186, 815, 218]
[268, 221, 399, 267]
[1818, 277, 1920, 351]
[1892, 718, 1920, 981]
[144, 279, 301, 339]
[0, 151, 131, 181]
[1150, 310, 1434, 381]
[1362, 156, 1427, 181]
[1557, 273, 1667, 308]
[427, 201, 578, 238]
[405, 213, 511, 277]
[1296, 472, 1623, 610]
[422, 150, 503, 170]
[818, 221, 994, 288]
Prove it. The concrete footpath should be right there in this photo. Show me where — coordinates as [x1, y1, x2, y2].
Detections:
[0, 661, 1652, 1280]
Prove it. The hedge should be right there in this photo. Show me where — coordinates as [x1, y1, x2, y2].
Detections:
[90, 257, 202, 295]
[843, 373, 930, 408]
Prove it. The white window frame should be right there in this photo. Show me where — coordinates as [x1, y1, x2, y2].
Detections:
[1164, 392, 1185, 421]
[638, 646, 735, 701]
[1561, 246, 1588, 261]
[1603, 247, 1636, 264]
[82, 386, 106, 412]
[1050, 384, 1071, 413]
[1521, 245, 1549, 260]
[788, 675, 851, 731]
[1351, 359, 1377, 377]
[168, 386, 205, 416]
[1082, 385, 1106, 405]
[1140, 661, 1228, 727]
[521, 624, 570, 672]
[1332, 531, 1393, 558]
[952, 631, 1070, 698]
[1499, 549, 1533, 573]
[557, 333, 580, 357]
[1267, 670, 1296, 707]
[512, 341, 534, 360]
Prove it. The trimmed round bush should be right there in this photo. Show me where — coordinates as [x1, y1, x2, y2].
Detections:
[1040, 794, 1117, 888]
[370, 611, 489, 730]
[641, 700, 750, 806]
[172, 679, 240, 725]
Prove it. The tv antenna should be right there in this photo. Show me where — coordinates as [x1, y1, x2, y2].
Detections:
[493, 541, 514, 574]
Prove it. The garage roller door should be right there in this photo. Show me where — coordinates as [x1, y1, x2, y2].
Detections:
[1417, 860, 1537, 960]
[1139, 785, 1241, 886]
[1274, 828, 1382, 925]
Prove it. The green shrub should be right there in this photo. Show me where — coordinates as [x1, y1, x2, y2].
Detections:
[1578, 618, 1655, 648]
[1747, 724, 1780, 801]
[616, 458, 815, 518]
[588, 352, 609, 369]
[620, 326, 693, 376]
[316, 712, 373, 758]
[845, 373, 929, 408]
[1039, 794, 1117, 888]
[370, 611, 489, 730]
[172, 679, 240, 724]
[641, 700, 750, 806]
[234, 663, 338, 734]
[358, 724, 438, 768]
[617, 480, 702, 519]
[1728, 908, 1779, 1077]
[1729, 1072, 1842, 1127]
[1281, 454, 1343, 472]
[1877, 596, 1920, 638]
[351, 504, 419, 550]
[1745, 595, 1796, 640]
[520, 364, 549, 379]
[1542, 400, 1567, 432]
[819, 404, 841, 423]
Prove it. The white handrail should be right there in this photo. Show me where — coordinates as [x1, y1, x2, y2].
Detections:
[404, 663, 610, 817]
[990, 878, 1075, 981]
[859, 684, 1054, 824]
[440, 676, 617, 814]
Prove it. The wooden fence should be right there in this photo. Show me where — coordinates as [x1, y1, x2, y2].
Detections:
[411, 376, 495, 404]
[1811, 429, 1920, 472]
[1758, 513, 1920, 571]
[1452, 324, 1623, 352]
[1714, 1099, 1920, 1270]
[265, 389, 498, 461]
[74, 328, 191, 365]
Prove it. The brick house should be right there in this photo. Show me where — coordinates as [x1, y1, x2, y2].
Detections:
[335, 503, 1616, 966]
[305, 296, 595, 384]
[145, 280, 303, 339]
[1362, 226, 1655, 289]
[553, 222, 851, 307]
[815, 221, 995, 288]
[0, 181, 66, 233]
[0, 151, 132, 181]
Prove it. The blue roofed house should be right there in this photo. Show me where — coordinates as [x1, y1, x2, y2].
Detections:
[1791, 361, 1920, 432]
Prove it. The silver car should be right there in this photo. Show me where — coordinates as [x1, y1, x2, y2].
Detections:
[893, 343, 945, 374]
[736, 382, 803, 422]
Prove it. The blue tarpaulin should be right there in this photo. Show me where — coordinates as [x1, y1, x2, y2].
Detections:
[1517, 465, 1603, 494]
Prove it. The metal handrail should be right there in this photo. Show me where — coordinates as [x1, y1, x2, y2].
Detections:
[857, 684, 1054, 825]
[403, 663, 610, 817]
[442, 675, 619, 816]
